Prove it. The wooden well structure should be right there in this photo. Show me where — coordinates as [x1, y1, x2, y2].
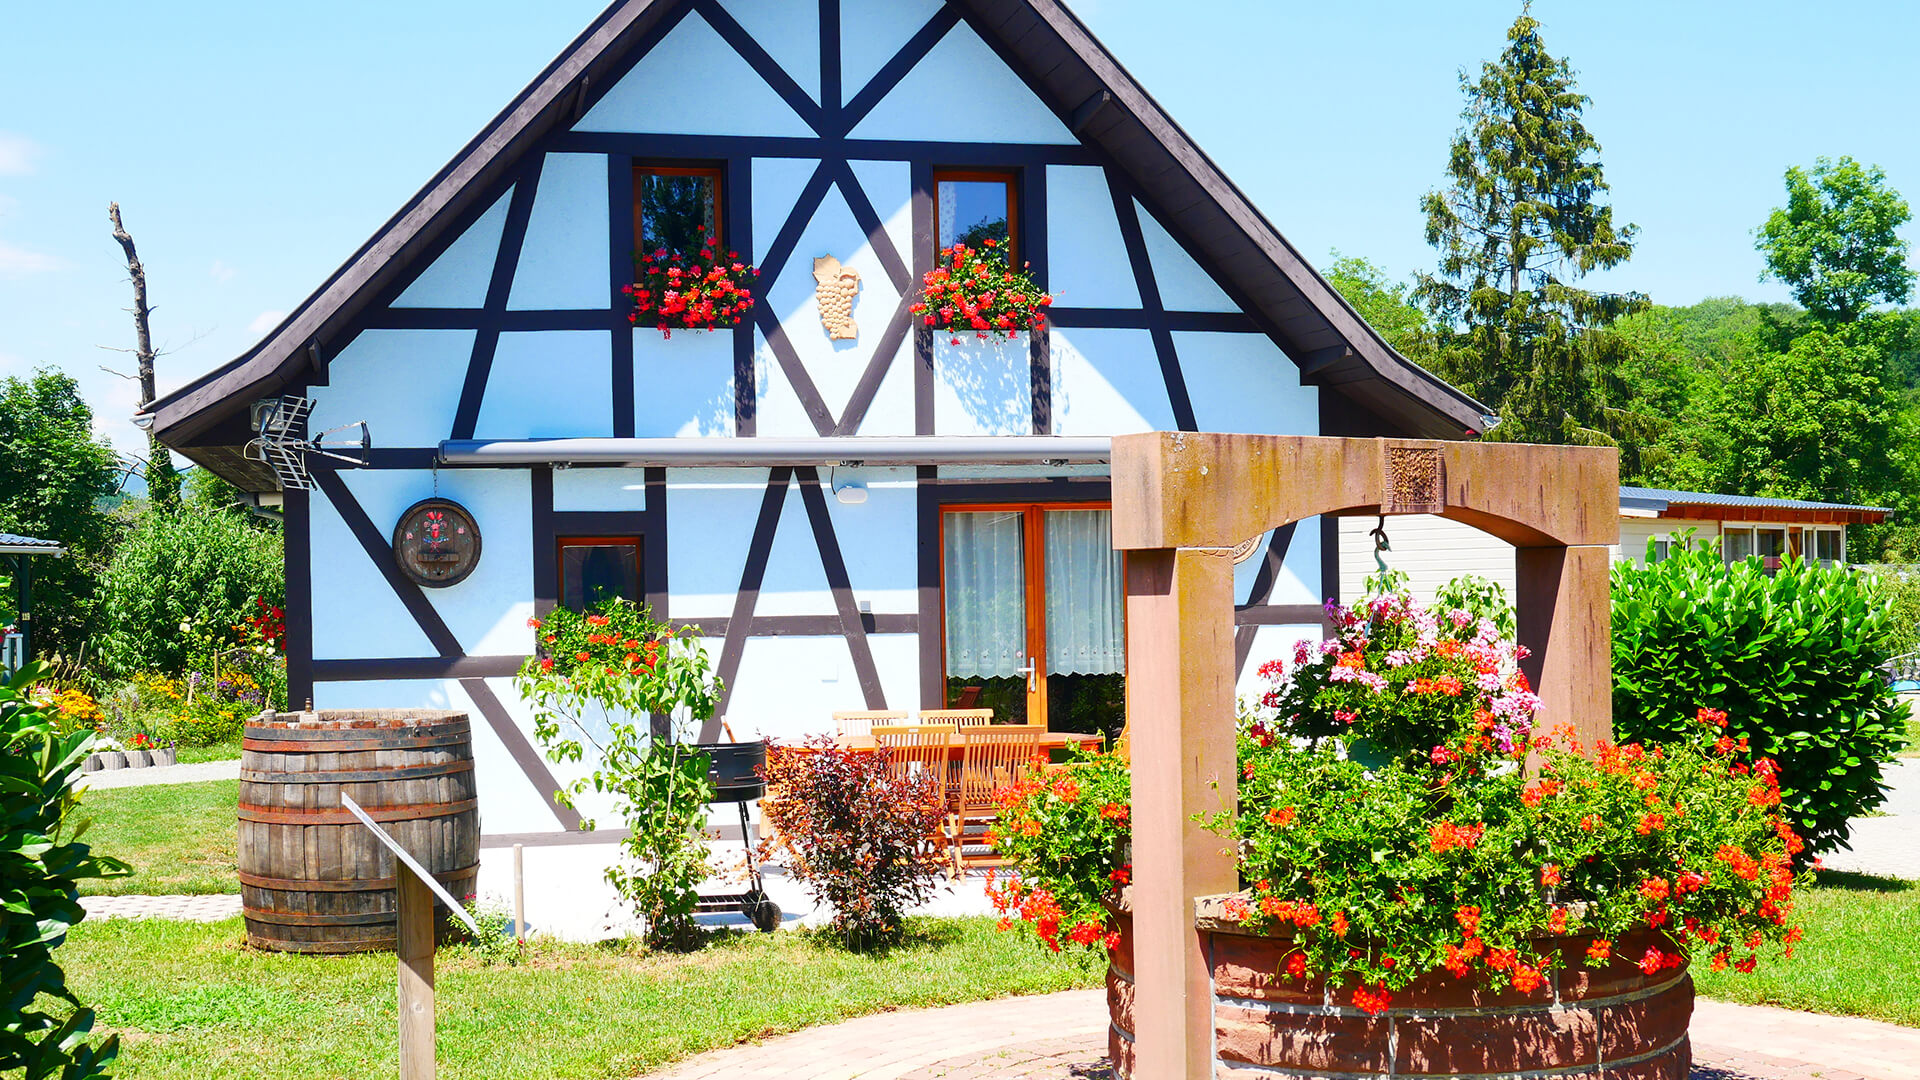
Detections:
[1111, 432, 1620, 1079]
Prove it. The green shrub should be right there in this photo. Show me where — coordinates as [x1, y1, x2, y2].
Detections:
[93, 506, 283, 677]
[1612, 540, 1909, 855]
[1861, 566, 1920, 660]
[2, 662, 128, 1078]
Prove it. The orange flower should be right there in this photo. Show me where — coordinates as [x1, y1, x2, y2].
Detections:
[1265, 806, 1296, 828]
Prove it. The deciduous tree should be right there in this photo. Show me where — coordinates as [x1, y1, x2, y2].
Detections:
[0, 370, 122, 654]
[1757, 157, 1914, 325]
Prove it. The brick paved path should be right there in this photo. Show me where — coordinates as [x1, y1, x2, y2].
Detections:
[80, 893, 241, 922]
[641, 992, 1920, 1080]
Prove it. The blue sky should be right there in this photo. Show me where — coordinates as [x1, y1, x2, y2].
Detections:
[3, 0, 1916, 458]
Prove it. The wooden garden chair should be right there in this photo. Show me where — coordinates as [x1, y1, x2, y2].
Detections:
[874, 727, 956, 862]
[834, 710, 906, 737]
[918, 708, 995, 728]
[947, 727, 1041, 878]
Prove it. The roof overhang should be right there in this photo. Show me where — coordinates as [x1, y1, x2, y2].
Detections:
[145, 0, 1492, 491]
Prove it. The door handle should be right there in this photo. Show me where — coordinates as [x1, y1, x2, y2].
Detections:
[1014, 658, 1037, 694]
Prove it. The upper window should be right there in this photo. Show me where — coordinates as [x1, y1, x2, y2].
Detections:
[935, 169, 1017, 265]
[557, 536, 641, 613]
[635, 164, 722, 255]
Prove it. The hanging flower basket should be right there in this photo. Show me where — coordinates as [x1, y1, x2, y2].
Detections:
[911, 240, 1052, 345]
[624, 230, 758, 339]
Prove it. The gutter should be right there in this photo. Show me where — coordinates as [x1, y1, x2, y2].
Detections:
[438, 436, 1114, 468]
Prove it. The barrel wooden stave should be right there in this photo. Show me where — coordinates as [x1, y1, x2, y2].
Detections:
[238, 710, 480, 954]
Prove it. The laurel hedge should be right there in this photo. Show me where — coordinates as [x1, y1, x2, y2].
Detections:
[1612, 540, 1910, 856]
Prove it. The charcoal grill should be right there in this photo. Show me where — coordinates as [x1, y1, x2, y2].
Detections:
[691, 741, 781, 932]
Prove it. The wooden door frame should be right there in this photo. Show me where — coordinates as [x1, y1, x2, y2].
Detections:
[935, 500, 1117, 729]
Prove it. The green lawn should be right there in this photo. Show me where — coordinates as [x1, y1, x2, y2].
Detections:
[1694, 871, 1920, 1026]
[1902, 712, 1920, 758]
[76, 779, 238, 896]
[61, 916, 1102, 1080]
[175, 738, 243, 763]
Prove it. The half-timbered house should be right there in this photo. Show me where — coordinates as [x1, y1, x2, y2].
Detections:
[146, 0, 1492, 928]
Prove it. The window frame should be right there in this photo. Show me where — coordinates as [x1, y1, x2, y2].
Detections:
[555, 534, 644, 613]
[932, 168, 1020, 266]
[935, 500, 1120, 730]
[633, 162, 726, 254]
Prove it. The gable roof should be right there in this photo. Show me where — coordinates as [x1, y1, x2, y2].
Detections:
[1620, 486, 1891, 525]
[145, 0, 1492, 485]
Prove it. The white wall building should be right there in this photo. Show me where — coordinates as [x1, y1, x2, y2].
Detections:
[1338, 486, 1887, 604]
[146, 0, 1499, 930]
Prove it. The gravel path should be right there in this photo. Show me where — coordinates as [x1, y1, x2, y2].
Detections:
[78, 758, 239, 790]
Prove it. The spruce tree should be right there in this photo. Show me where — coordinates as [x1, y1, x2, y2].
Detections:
[1415, 5, 1646, 444]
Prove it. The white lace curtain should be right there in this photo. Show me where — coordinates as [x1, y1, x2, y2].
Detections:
[943, 511, 1027, 679]
[1044, 509, 1125, 676]
[941, 508, 1125, 680]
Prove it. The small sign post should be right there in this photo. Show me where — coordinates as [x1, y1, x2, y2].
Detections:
[340, 794, 481, 1080]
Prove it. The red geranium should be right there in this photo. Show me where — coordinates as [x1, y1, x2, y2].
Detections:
[910, 240, 1052, 345]
[625, 227, 758, 337]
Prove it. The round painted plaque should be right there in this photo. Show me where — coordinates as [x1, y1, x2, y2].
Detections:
[392, 499, 482, 588]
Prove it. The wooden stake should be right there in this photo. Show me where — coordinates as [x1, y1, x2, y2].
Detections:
[512, 843, 526, 939]
[396, 866, 435, 1080]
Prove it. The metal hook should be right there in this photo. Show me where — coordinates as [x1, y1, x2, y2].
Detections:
[1369, 514, 1391, 577]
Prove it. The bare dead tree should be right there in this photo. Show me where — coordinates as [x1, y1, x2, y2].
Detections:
[109, 202, 180, 509]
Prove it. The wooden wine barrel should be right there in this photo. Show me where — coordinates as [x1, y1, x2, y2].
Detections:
[238, 710, 480, 954]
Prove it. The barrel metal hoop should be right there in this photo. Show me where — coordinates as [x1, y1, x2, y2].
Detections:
[246, 933, 395, 954]
[243, 730, 471, 753]
[239, 759, 476, 785]
[236, 798, 479, 825]
[243, 909, 397, 927]
[238, 867, 476, 892]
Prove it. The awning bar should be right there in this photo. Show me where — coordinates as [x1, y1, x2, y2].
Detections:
[437, 436, 1114, 468]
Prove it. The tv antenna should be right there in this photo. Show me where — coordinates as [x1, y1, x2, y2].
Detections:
[244, 396, 370, 490]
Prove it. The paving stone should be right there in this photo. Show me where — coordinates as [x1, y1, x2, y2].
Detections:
[636, 991, 1920, 1079]
[80, 893, 241, 922]
[79, 759, 240, 790]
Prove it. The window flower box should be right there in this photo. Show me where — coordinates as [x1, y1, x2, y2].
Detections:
[624, 231, 758, 339]
[912, 240, 1051, 345]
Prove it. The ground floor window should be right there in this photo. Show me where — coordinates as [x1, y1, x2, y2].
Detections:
[558, 536, 641, 612]
[1812, 528, 1844, 564]
[940, 504, 1124, 739]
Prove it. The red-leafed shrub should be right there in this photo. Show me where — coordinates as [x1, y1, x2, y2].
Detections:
[911, 240, 1051, 345]
[624, 230, 759, 337]
[759, 739, 949, 949]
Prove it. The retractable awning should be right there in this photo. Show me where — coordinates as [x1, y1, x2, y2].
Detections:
[437, 436, 1113, 468]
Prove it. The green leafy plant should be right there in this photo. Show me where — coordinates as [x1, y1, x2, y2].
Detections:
[2, 661, 129, 1078]
[1613, 539, 1909, 854]
[1205, 711, 1802, 1013]
[1434, 573, 1516, 641]
[447, 893, 525, 966]
[93, 505, 283, 677]
[514, 599, 722, 949]
[983, 748, 1130, 953]
[759, 741, 949, 949]
[992, 589, 1805, 1018]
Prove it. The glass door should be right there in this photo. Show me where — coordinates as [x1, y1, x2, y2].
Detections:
[941, 505, 1125, 738]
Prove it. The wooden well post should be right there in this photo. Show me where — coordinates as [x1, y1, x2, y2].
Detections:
[340, 794, 483, 1080]
[1109, 432, 1618, 1079]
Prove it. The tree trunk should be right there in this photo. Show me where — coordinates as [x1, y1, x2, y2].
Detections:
[110, 203, 180, 511]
